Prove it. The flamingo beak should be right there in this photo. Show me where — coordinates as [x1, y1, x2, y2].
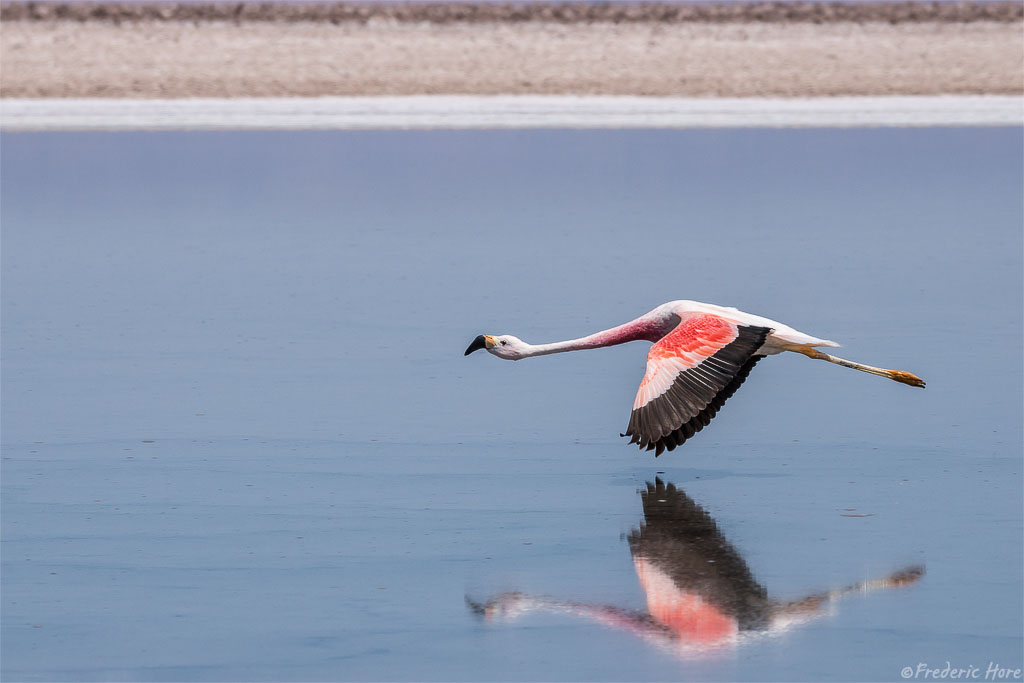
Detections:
[464, 335, 495, 355]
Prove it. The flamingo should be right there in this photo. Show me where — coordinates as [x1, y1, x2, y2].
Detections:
[464, 300, 925, 455]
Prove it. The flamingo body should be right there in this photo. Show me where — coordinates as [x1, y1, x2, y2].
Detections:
[465, 300, 924, 455]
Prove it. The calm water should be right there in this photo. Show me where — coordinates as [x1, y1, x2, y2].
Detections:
[2, 128, 1022, 681]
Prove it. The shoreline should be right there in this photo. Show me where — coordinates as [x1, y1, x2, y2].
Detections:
[3, 95, 1022, 130]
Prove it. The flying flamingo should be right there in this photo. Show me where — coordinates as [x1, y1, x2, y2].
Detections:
[464, 300, 925, 455]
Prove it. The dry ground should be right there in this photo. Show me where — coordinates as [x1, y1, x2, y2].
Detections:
[2, 4, 1021, 98]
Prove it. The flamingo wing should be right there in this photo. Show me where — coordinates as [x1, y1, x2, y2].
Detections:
[623, 314, 771, 455]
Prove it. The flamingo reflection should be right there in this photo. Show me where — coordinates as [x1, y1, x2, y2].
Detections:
[468, 479, 923, 655]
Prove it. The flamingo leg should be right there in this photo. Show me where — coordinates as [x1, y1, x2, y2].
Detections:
[783, 345, 926, 388]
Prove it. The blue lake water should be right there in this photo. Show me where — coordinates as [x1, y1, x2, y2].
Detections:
[2, 128, 1022, 681]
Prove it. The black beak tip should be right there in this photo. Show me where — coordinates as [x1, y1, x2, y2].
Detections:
[464, 335, 487, 356]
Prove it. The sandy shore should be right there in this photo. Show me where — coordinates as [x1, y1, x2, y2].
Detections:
[2, 3, 1021, 98]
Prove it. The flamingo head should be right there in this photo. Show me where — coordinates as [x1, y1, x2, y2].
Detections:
[464, 334, 529, 360]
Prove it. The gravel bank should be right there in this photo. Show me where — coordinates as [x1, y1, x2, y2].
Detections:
[2, 3, 1021, 98]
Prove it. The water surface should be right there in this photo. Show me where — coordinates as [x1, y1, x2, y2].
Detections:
[2, 128, 1021, 681]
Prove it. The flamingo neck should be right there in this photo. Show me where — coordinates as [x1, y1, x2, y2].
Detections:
[521, 318, 666, 358]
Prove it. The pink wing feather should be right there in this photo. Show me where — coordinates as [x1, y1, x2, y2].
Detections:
[623, 314, 772, 455]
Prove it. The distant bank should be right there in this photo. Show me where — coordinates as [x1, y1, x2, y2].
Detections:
[1, 1, 1022, 100]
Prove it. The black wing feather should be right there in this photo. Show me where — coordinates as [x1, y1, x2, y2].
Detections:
[624, 325, 771, 455]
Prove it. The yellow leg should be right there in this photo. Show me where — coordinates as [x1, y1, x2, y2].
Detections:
[784, 345, 926, 388]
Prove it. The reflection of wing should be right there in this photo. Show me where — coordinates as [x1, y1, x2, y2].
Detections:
[628, 479, 770, 633]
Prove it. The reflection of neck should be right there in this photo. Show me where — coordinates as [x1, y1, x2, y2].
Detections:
[522, 318, 666, 358]
[497, 594, 670, 639]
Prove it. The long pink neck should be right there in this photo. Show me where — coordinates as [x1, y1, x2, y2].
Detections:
[522, 317, 667, 358]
